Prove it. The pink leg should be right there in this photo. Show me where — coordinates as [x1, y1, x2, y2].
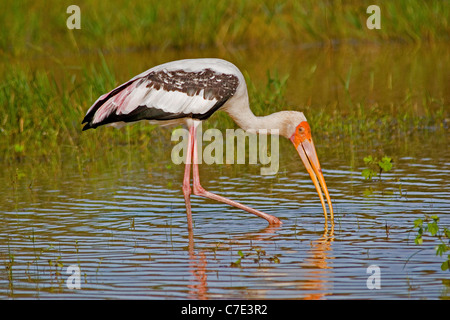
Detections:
[190, 124, 282, 226]
[183, 125, 195, 230]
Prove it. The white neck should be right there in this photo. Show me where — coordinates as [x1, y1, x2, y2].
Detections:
[223, 95, 304, 138]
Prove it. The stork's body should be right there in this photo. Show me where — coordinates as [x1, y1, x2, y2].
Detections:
[82, 58, 333, 228]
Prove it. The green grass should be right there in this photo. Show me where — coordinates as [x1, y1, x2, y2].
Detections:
[1, 0, 449, 56]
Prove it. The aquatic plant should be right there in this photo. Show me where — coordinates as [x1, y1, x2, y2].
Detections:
[413, 215, 450, 271]
[230, 247, 280, 268]
[362, 155, 393, 181]
[5, 243, 15, 295]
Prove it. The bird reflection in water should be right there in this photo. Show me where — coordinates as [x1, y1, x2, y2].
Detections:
[185, 219, 334, 300]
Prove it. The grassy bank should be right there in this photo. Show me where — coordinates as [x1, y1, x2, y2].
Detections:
[0, 53, 447, 166]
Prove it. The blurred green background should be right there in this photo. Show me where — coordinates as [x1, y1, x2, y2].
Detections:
[2, 0, 449, 55]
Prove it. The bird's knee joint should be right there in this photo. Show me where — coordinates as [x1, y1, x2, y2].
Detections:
[182, 184, 191, 196]
[192, 185, 206, 196]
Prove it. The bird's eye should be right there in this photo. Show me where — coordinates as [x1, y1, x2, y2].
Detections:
[298, 127, 305, 134]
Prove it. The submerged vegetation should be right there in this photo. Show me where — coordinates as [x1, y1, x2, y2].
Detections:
[230, 247, 281, 268]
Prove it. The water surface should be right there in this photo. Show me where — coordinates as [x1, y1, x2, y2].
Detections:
[1, 44, 449, 299]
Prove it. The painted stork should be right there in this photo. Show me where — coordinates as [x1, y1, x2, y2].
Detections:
[82, 58, 333, 228]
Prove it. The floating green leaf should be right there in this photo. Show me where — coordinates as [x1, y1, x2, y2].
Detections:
[362, 168, 377, 180]
[363, 155, 374, 165]
[378, 156, 393, 172]
[413, 218, 423, 228]
[428, 222, 439, 236]
[441, 257, 449, 271]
